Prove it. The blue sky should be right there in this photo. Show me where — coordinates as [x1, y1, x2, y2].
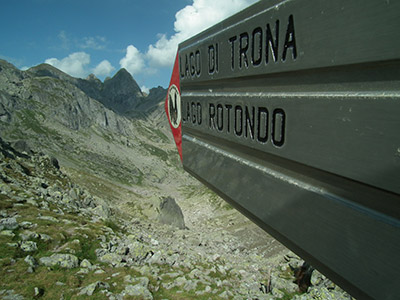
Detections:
[1, 0, 257, 91]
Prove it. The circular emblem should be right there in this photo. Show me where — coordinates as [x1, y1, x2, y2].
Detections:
[167, 84, 181, 129]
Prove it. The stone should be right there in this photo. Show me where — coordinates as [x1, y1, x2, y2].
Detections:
[123, 284, 153, 300]
[158, 197, 185, 229]
[39, 234, 52, 242]
[127, 240, 150, 262]
[38, 215, 58, 223]
[219, 291, 230, 299]
[20, 221, 34, 229]
[34, 287, 44, 298]
[99, 253, 122, 266]
[39, 254, 79, 268]
[183, 280, 197, 291]
[0, 289, 25, 300]
[50, 156, 60, 170]
[271, 287, 285, 298]
[20, 231, 40, 241]
[92, 205, 111, 219]
[24, 255, 37, 267]
[78, 281, 109, 296]
[0, 217, 19, 230]
[0, 230, 15, 237]
[26, 199, 39, 207]
[80, 259, 92, 268]
[20, 241, 38, 252]
[174, 276, 187, 287]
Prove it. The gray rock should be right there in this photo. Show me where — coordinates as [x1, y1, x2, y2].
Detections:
[34, 287, 44, 297]
[39, 254, 79, 268]
[92, 204, 111, 219]
[78, 281, 110, 296]
[12, 140, 33, 155]
[20, 241, 38, 252]
[39, 233, 52, 242]
[123, 284, 153, 300]
[0, 289, 25, 300]
[20, 221, 34, 229]
[183, 280, 197, 291]
[38, 215, 58, 223]
[24, 255, 37, 267]
[0, 230, 15, 237]
[219, 291, 230, 299]
[158, 197, 185, 229]
[174, 276, 187, 287]
[0, 217, 19, 230]
[20, 231, 39, 241]
[127, 240, 150, 262]
[99, 253, 122, 266]
[50, 156, 60, 170]
[26, 198, 39, 207]
[292, 286, 350, 300]
[80, 259, 92, 268]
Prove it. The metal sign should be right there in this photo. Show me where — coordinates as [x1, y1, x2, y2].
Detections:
[167, 0, 400, 299]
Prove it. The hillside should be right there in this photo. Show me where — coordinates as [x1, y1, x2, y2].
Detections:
[0, 60, 351, 299]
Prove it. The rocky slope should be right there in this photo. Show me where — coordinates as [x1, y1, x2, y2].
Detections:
[0, 60, 353, 299]
[0, 138, 351, 300]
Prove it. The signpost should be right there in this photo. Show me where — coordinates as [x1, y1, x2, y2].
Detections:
[166, 1, 400, 299]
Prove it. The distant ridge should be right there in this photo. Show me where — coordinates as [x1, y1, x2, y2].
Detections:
[27, 63, 165, 115]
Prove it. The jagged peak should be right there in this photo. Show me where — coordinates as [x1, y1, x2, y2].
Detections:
[104, 68, 142, 96]
[112, 68, 133, 81]
[86, 73, 101, 82]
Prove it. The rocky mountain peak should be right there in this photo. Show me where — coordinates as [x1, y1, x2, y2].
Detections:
[86, 73, 101, 83]
[101, 68, 144, 114]
[103, 68, 142, 97]
[27, 63, 74, 83]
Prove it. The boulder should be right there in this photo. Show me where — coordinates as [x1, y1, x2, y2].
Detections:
[123, 281, 153, 300]
[20, 241, 38, 252]
[24, 255, 37, 267]
[12, 140, 33, 155]
[78, 281, 109, 296]
[157, 197, 185, 229]
[98, 253, 122, 266]
[39, 254, 79, 268]
[0, 217, 19, 230]
[50, 156, 60, 170]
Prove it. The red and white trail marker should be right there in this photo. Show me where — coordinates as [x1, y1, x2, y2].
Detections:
[165, 52, 182, 161]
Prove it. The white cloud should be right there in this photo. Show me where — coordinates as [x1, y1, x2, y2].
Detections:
[45, 52, 90, 78]
[80, 36, 107, 50]
[146, 0, 259, 68]
[58, 30, 70, 50]
[141, 85, 150, 94]
[93, 60, 115, 77]
[119, 45, 145, 76]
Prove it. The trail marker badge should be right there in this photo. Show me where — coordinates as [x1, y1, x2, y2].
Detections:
[165, 52, 182, 161]
[167, 84, 181, 129]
